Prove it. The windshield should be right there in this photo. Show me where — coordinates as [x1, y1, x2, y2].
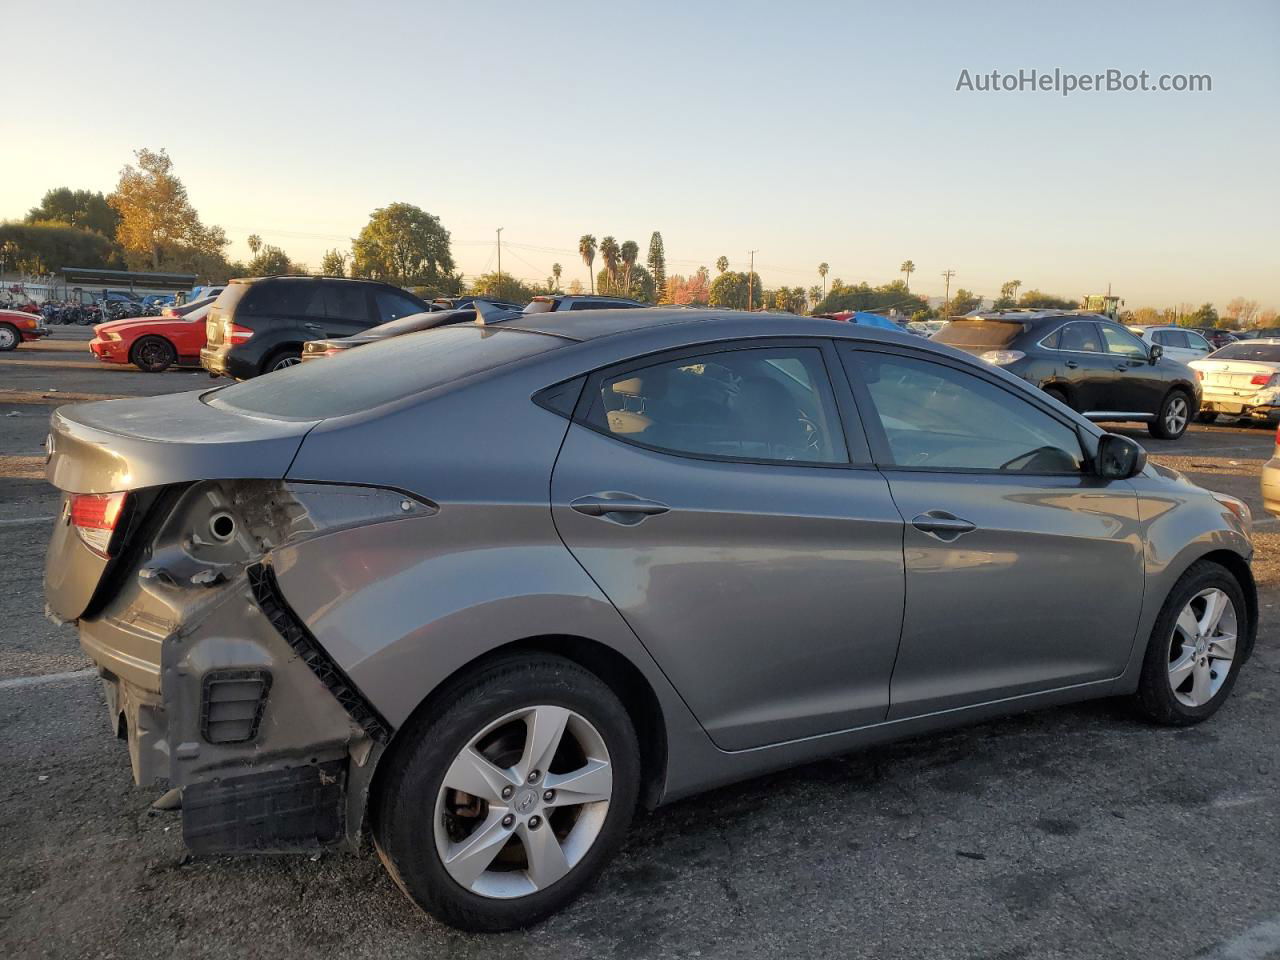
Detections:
[1207, 342, 1280, 362]
[933, 319, 1027, 349]
[206, 326, 563, 419]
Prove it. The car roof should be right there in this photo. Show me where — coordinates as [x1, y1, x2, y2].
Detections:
[965, 310, 1114, 324]
[496, 306, 922, 345]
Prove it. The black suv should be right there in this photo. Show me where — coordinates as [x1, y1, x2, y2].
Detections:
[934, 311, 1202, 439]
[200, 276, 429, 379]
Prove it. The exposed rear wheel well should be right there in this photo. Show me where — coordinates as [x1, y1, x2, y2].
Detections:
[375, 636, 668, 813]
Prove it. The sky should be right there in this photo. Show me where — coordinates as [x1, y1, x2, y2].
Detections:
[3, 0, 1277, 308]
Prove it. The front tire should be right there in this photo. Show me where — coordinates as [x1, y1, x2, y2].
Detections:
[372, 654, 640, 932]
[1132, 561, 1247, 725]
[1149, 389, 1192, 439]
[0, 323, 19, 351]
[130, 335, 176, 372]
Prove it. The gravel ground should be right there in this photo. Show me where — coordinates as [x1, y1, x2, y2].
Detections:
[3, 328, 1278, 960]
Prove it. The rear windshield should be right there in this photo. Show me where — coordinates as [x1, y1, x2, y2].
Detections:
[932, 319, 1027, 349]
[1207, 342, 1280, 362]
[210, 282, 252, 319]
[206, 326, 562, 419]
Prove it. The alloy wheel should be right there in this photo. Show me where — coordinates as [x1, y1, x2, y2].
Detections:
[433, 705, 613, 899]
[1165, 396, 1188, 435]
[0, 326, 17, 349]
[1168, 587, 1236, 707]
[272, 356, 301, 371]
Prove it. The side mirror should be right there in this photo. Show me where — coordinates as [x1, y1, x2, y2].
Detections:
[1095, 433, 1147, 480]
[1148, 343, 1163, 364]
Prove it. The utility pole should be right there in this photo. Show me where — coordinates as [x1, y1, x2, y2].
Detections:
[941, 269, 956, 311]
[747, 250, 758, 311]
[496, 227, 503, 291]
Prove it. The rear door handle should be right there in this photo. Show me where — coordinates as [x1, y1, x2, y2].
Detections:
[911, 511, 976, 541]
[571, 494, 670, 519]
[1064, 360, 1079, 369]
[304, 322, 323, 332]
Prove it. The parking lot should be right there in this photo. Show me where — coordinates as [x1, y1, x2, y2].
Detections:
[3, 327, 1279, 960]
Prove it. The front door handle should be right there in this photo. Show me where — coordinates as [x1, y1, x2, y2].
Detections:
[304, 321, 323, 332]
[571, 493, 670, 520]
[911, 511, 976, 541]
[1064, 360, 1079, 369]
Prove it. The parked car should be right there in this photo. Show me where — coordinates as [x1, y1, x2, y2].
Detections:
[88, 296, 219, 372]
[46, 309, 1256, 931]
[300, 302, 521, 362]
[1132, 325, 1214, 364]
[522, 294, 645, 313]
[1188, 339, 1280, 424]
[0, 307, 49, 350]
[934, 311, 1202, 439]
[200, 276, 430, 379]
[432, 296, 524, 312]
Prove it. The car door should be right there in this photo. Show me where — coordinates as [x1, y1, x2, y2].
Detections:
[1043, 320, 1112, 412]
[840, 345, 1144, 719]
[1098, 322, 1166, 415]
[550, 339, 906, 751]
[316, 282, 375, 339]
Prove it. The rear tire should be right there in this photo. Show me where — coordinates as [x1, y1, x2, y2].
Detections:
[1043, 386, 1070, 408]
[1149, 389, 1192, 439]
[264, 348, 301, 373]
[1132, 560, 1247, 726]
[130, 335, 176, 373]
[372, 654, 640, 932]
[0, 323, 18, 351]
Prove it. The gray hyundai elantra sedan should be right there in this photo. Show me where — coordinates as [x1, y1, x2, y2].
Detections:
[44, 307, 1257, 931]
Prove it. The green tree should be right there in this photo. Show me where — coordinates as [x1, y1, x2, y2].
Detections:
[619, 239, 639, 293]
[716, 255, 729, 274]
[818, 261, 829, 299]
[899, 260, 914, 293]
[469, 271, 539, 303]
[944, 288, 981, 316]
[815, 278, 929, 316]
[647, 232, 667, 302]
[352, 202, 455, 287]
[26, 188, 120, 237]
[578, 234, 597, 294]
[108, 148, 225, 270]
[708, 270, 762, 309]
[1018, 289, 1077, 309]
[247, 234, 262, 257]
[808, 284, 823, 312]
[248, 244, 295, 276]
[596, 263, 655, 302]
[0, 221, 123, 272]
[551, 262, 562, 291]
[994, 279, 1022, 309]
[1183, 302, 1219, 327]
[599, 236, 620, 287]
[319, 249, 347, 276]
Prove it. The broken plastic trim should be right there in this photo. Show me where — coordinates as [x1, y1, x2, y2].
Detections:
[247, 562, 392, 745]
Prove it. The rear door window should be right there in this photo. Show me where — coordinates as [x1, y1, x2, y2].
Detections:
[325, 283, 371, 321]
[1056, 322, 1103, 353]
[241, 281, 324, 317]
[932, 319, 1026, 350]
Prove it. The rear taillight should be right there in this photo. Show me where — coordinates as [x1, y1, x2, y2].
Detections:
[1195, 370, 1204, 380]
[229, 322, 254, 343]
[1251, 374, 1277, 386]
[69, 492, 128, 557]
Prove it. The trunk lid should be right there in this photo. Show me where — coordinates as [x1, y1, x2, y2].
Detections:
[1190, 359, 1280, 394]
[45, 390, 319, 621]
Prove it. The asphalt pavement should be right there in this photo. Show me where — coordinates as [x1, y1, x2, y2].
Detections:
[3, 327, 1279, 960]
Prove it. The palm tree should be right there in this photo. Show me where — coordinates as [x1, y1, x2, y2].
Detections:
[599, 236, 620, 293]
[716, 256, 729, 274]
[1010, 279, 1022, 304]
[818, 262, 829, 300]
[247, 234, 262, 257]
[620, 240, 639, 296]
[900, 260, 915, 293]
[552, 262, 562, 291]
[578, 235, 597, 294]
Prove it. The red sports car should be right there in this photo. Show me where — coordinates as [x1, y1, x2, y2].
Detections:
[0, 307, 49, 350]
[88, 297, 215, 372]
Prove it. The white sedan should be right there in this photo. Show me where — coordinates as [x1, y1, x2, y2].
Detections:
[1188, 338, 1280, 423]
